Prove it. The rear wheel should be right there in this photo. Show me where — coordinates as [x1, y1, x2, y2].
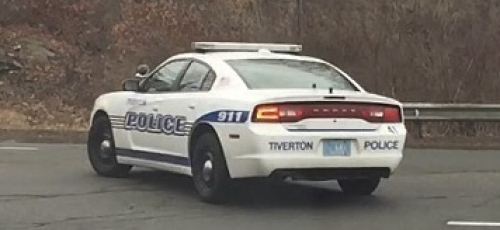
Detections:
[87, 115, 132, 178]
[338, 178, 381, 195]
[191, 133, 232, 203]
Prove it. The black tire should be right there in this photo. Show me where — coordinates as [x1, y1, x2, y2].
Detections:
[191, 132, 232, 204]
[87, 115, 132, 178]
[338, 178, 381, 196]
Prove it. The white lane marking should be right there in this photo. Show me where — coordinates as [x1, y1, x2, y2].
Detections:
[447, 221, 500, 227]
[0, 147, 39, 151]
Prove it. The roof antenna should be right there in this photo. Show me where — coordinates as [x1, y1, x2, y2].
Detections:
[329, 87, 333, 94]
[312, 83, 317, 89]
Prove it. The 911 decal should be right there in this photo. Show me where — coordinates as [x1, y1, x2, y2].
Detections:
[217, 111, 245, 122]
[124, 112, 193, 136]
[196, 110, 249, 124]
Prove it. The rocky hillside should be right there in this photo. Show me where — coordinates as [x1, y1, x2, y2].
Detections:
[0, 0, 499, 130]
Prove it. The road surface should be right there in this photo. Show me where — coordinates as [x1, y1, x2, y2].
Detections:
[0, 144, 499, 230]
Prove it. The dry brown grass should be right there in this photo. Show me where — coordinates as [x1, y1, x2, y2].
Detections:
[0, 109, 30, 127]
[0, 0, 499, 137]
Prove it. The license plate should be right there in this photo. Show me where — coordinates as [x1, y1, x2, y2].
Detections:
[323, 140, 351, 156]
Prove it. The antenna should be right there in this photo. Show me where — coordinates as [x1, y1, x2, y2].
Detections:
[329, 87, 333, 94]
[312, 83, 317, 89]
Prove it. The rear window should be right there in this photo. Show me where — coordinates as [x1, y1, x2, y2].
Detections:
[225, 59, 358, 91]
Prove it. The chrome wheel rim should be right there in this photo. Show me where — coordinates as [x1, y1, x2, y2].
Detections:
[202, 158, 213, 182]
[99, 139, 113, 160]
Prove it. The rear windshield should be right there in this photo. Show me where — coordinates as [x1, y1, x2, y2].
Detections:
[225, 59, 358, 91]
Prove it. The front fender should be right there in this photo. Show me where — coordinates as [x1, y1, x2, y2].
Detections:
[89, 91, 134, 124]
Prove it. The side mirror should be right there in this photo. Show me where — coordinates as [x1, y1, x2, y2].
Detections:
[135, 64, 150, 78]
[122, 79, 140, 91]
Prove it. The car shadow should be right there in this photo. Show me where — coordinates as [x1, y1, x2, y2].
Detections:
[125, 168, 389, 209]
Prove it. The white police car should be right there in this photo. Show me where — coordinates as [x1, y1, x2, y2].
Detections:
[87, 42, 407, 203]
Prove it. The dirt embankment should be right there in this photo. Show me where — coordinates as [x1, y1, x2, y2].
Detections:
[0, 0, 499, 138]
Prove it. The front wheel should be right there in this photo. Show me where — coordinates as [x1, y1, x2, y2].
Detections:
[191, 133, 232, 204]
[338, 178, 381, 195]
[87, 116, 132, 178]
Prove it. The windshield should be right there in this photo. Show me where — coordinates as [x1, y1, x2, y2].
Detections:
[225, 59, 358, 91]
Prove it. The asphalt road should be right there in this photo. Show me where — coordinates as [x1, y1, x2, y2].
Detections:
[0, 144, 499, 230]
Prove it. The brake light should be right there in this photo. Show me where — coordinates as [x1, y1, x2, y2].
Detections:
[254, 105, 280, 122]
[383, 107, 401, 122]
[360, 107, 401, 123]
[253, 105, 305, 123]
[251, 103, 401, 123]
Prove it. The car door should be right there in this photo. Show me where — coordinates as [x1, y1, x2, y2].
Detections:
[148, 60, 216, 159]
[124, 59, 191, 153]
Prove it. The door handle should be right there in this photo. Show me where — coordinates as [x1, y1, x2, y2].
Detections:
[188, 104, 196, 110]
[152, 107, 159, 112]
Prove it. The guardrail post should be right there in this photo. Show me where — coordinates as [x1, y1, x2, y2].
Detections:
[416, 120, 423, 139]
[415, 109, 423, 139]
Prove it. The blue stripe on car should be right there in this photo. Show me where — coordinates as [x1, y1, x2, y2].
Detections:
[116, 148, 190, 167]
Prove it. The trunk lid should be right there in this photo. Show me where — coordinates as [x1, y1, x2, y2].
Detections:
[248, 89, 402, 132]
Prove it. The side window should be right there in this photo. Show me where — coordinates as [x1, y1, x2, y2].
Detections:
[200, 71, 216, 91]
[179, 62, 210, 92]
[146, 61, 189, 92]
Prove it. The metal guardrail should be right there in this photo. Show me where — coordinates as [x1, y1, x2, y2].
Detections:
[403, 103, 500, 121]
[402, 103, 500, 138]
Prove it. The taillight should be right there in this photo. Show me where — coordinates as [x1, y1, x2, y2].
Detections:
[251, 103, 401, 123]
[254, 105, 280, 122]
[252, 104, 305, 123]
[360, 106, 401, 123]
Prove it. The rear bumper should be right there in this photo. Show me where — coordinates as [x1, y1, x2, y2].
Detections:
[270, 168, 391, 181]
[214, 122, 406, 180]
[227, 153, 403, 179]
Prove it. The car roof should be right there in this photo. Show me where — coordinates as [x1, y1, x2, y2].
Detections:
[172, 51, 326, 63]
[158, 50, 365, 93]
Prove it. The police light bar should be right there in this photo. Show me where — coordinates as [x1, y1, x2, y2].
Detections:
[192, 42, 302, 54]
